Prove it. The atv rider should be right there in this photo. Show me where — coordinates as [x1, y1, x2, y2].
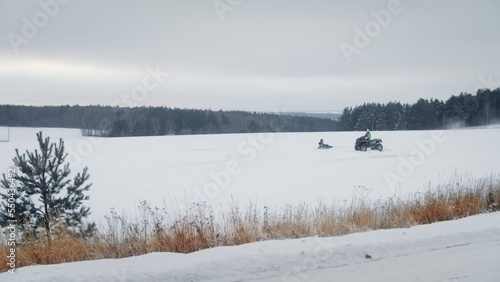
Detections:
[363, 128, 371, 144]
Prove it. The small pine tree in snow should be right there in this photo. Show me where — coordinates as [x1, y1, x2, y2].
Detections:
[0, 131, 92, 242]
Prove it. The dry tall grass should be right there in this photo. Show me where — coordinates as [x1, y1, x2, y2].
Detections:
[1, 175, 499, 272]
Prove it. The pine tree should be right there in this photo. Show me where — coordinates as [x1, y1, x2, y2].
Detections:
[355, 105, 374, 131]
[206, 111, 220, 134]
[339, 107, 354, 131]
[0, 132, 92, 243]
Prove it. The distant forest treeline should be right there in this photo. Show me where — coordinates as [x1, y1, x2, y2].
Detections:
[338, 88, 500, 131]
[0, 88, 498, 136]
[0, 105, 337, 136]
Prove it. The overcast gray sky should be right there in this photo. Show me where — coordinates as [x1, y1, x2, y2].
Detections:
[1, 0, 499, 112]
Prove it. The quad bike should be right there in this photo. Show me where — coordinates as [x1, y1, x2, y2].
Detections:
[355, 136, 383, 151]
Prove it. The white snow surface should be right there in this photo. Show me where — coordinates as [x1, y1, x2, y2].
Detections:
[1, 126, 500, 280]
[0, 126, 499, 219]
[2, 212, 500, 281]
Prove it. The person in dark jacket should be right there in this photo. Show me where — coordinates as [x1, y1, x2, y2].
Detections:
[319, 139, 325, 147]
[318, 139, 332, 148]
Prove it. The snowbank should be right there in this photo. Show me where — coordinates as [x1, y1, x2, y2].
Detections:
[2, 212, 499, 281]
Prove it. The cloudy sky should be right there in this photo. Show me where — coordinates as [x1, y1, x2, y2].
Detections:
[1, 0, 499, 112]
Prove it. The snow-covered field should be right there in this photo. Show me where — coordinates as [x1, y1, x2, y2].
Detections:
[1, 126, 500, 281]
[0, 126, 499, 219]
